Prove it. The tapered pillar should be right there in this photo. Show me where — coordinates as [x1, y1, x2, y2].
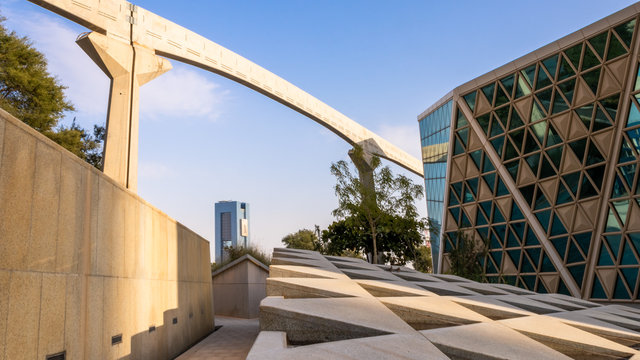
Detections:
[76, 32, 171, 192]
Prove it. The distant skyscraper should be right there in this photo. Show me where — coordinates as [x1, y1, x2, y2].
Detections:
[214, 201, 250, 263]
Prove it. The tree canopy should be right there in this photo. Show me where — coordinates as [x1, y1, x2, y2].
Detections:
[281, 229, 319, 251]
[0, 16, 103, 168]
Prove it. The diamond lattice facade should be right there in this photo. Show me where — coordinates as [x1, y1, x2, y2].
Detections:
[420, 4, 640, 302]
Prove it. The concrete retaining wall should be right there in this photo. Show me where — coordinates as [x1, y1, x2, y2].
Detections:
[0, 108, 214, 359]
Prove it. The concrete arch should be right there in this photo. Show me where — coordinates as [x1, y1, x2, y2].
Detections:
[28, 0, 424, 191]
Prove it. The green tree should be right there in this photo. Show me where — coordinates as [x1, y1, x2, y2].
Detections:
[447, 231, 487, 282]
[328, 146, 429, 264]
[0, 16, 103, 168]
[413, 245, 432, 273]
[281, 229, 319, 250]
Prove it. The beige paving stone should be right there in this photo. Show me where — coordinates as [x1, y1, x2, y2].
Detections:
[550, 311, 640, 347]
[354, 279, 436, 297]
[267, 277, 373, 298]
[490, 294, 566, 314]
[412, 280, 481, 296]
[269, 265, 348, 280]
[446, 295, 534, 320]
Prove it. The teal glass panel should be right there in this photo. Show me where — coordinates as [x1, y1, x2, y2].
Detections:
[490, 251, 503, 268]
[542, 55, 559, 79]
[619, 137, 636, 163]
[511, 203, 525, 221]
[615, 19, 636, 47]
[448, 193, 459, 206]
[511, 128, 525, 150]
[522, 275, 536, 290]
[456, 110, 469, 129]
[520, 184, 535, 205]
[629, 232, 640, 258]
[458, 128, 469, 147]
[613, 200, 629, 226]
[557, 279, 571, 295]
[504, 139, 519, 162]
[490, 117, 505, 138]
[449, 207, 460, 222]
[556, 181, 573, 205]
[478, 113, 491, 135]
[592, 105, 612, 132]
[576, 105, 594, 129]
[452, 182, 463, 200]
[536, 88, 553, 112]
[540, 251, 556, 272]
[531, 101, 546, 122]
[477, 226, 489, 241]
[539, 156, 556, 179]
[550, 213, 567, 236]
[460, 211, 472, 228]
[493, 205, 506, 223]
[491, 137, 505, 157]
[566, 239, 585, 264]
[495, 86, 510, 107]
[509, 108, 524, 130]
[512, 222, 525, 240]
[562, 172, 581, 196]
[565, 44, 582, 69]
[626, 101, 640, 127]
[496, 178, 509, 196]
[521, 252, 536, 273]
[619, 163, 636, 189]
[515, 75, 532, 99]
[476, 207, 488, 226]
[568, 264, 586, 287]
[627, 127, 640, 153]
[614, 275, 631, 299]
[482, 174, 496, 194]
[546, 146, 562, 168]
[521, 65, 536, 87]
[470, 150, 482, 169]
[591, 275, 608, 299]
[531, 120, 548, 146]
[523, 130, 541, 154]
[482, 156, 495, 173]
[507, 250, 521, 270]
[585, 141, 605, 166]
[534, 186, 550, 210]
[598, 241, 615, 266]
[536, 209, 552, 231]
[501, 74, 515, 97]
[552, 91, 569, 114]
[482, 83, 496, 105]
[526, 247, 541, 266]
[579, 175, 598, 199]
[583, 68, 601, 95]
[506, 230, 520, 248]
[536, 67, 552, 90]
[607, 34, 627, 60]
[574, 233, 592, 258]
[551, 236, 568, 260]
[463, 184, 474, 203]
[569, 138, 587, 164]
[586, 165, 605, 191]
[606, 234, 622, 259]
[486, 258, 498, 274]
[454, 137, 464, 155]
[467, 178, 479, 196]
[525, 230, 540, 247]
[557, 56, 575, 81]
[495, 106, 509, 126]
[463, 91, 477, 112]
[558, 78, 576, 104]
[489, 231, 502, 250]
[601, 94, 620, 123]
[636, 64, 640, 92]
[621, 267, 639, 292]
[589, 32, 608, 58]
[621, 240, 639, 265]
[582, 45, 601, 70]
[605, 207, 622, 232]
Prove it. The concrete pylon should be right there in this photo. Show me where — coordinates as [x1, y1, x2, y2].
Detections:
[76, 32, 171, 192]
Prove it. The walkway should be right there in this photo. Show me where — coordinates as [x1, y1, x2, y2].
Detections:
[177, 316, 260, 360]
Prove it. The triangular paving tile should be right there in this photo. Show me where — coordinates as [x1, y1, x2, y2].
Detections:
[518, 160, 537, 186]
[495, 197, 512, 220]
[514, 97, 533, 124]
[466, 157, 480, 178]
[267, 278, 374, 298]
[463, 204, 477, 226]
[597, 269, 617, 298]
[592, 129, 613, 157]
[555, 205, 575, 233]
[598, 66, 622, 98]
[561, 146, 582, 173]
[540, 274, 560, 293]
[476, 89, 493, 115]
[468, 129, 483, 151]
[539, 178, 558, 204]
[551, 112, 571, 140]
[607, 56, 628, 86]
[568, 112, 589, 140]
[579, 198, 600, 225]
[626, 201, 640, 232]
[450, 160, 464, 183]
[573, 205, 594, 232]
[573, 77, 596, 107]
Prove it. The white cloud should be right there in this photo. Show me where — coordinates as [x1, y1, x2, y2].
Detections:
[140, 65, 228, 122]
[377, 123, 422, 160]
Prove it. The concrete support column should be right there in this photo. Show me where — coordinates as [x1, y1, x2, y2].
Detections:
[76, 32, 171, 192]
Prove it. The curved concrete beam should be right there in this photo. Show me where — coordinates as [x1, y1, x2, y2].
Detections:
[27, 0, 424, 176]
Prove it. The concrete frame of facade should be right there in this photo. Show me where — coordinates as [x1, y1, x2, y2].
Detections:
[419, 2, 640, 302]
[28, 0, 424, 192]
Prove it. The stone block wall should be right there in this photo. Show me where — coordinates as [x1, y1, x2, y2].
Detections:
[0, 108, 214, 359]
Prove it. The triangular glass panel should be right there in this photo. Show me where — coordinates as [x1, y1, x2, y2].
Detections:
[512, 222, 526, 240]
[626, 128, 640, 152]
[556, 181, 574, 205]
[482, 83, 496, 106]
[557, 56, 575, 81]
[463, 91, 477, 112]
[619, 163, 636, 189]
[592, 105, 611, 132]
[515, 74, 532, 99]
[522, 275, 536, 290]
[493, 204, 506, 223]
[526, 247, 541, 266]
[598, 241, 615, 266]
[558, 78, 576, 105]
[626, 100, 640, 127]
[477, 113, 491, 136]
[494, 225, 507, 242]
[470, 150, 483, 170]
[568, 264, 586, 287]
[480, 201, 493, 222]
[531, 120, 548, 146]
[582, 45, 601, 70]
[452, 182, 463, 200]
[619, 137, 636, 163]
[582, 68, 601, 95]
[550, 213, 568, 236]
[519, 184, 536, 206]
[456, 108, 469, 129]
[496, 177, 510, 196]
[448, 192, 459, 207]
[501, 74, 515, 98]
[540, 251, 556, 272]
[510, 128, 525, 150]
[585, 140, 605, 166]
[476, 206, 489, 226]
[636, 65, 640, 92]
[490, 116, 505, 138]
[506, 160, 519, 181]
[468, 178, 479, 197]
[579, 174, 598, 199]
[621, 240, 639, 265]
[576, 105, 594, 130]
[591, 275, 608, 299]
[507, 228, 521, 248]
[525, 228, 540, 246]
[605, 206, 623, 232]
[509, 107, 525, 129]
[586, 165, 605, 191]
[546, 123, 563, 147]
[542, 55, 559, 80]
[551, 236, 569, 260]
[565, 43, 582, 69]
[600, 94, 620, 124]
[606, 235, 622, 258]
[566, 239, 585, 264]
[536, 88, 553, 113]
[536, 65, 553, 90]
[614, 19, 636, 48]
[558, 279, 571, 295]
[483, 173, 496, 194]
[458, 128, 469, 147]
[454, 136, 465, 155]
[521, 252, 536, 273]
[525, 152, 540, 175]
[460, 210, 472, 228]
[511, 203, 525, 221]
[495, 106, 510, 126]
[483, 157, 495, 173]
[562, 172, 581, 196]
[523, 130, 541, 154]
[613, 200, 630, 226]
[629, 233, 640, 257]
[546, 146, 562, 170]
[606, 33, 627, 60]
[491, 136, 505, 158]
[536, 209, 552, 231]
[522, 65, 536, 87]
[614, 275, 631, 299]
[449, 207, 461, 222]
[589, 32, 608, 59]
[477, 227, 490, 242]
[539, 155, 556, 179]
[569, 138, 587, 164]
[495, 85, 510, 108]
[611, 173, 628, 199]
[486, 256, 498, 273]
[507, 250, 521, 267]
[504, 139, 519, 162]
[574, 232, 592, 257]
[621, 267, 639, 293]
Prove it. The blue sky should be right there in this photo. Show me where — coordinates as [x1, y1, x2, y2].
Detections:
[2, 0, 636, 260]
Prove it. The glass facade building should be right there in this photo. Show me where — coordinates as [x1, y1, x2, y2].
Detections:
[419, 4, 640, 302]
[418, 100, 453, 271]
[214, 201, 250, 263]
